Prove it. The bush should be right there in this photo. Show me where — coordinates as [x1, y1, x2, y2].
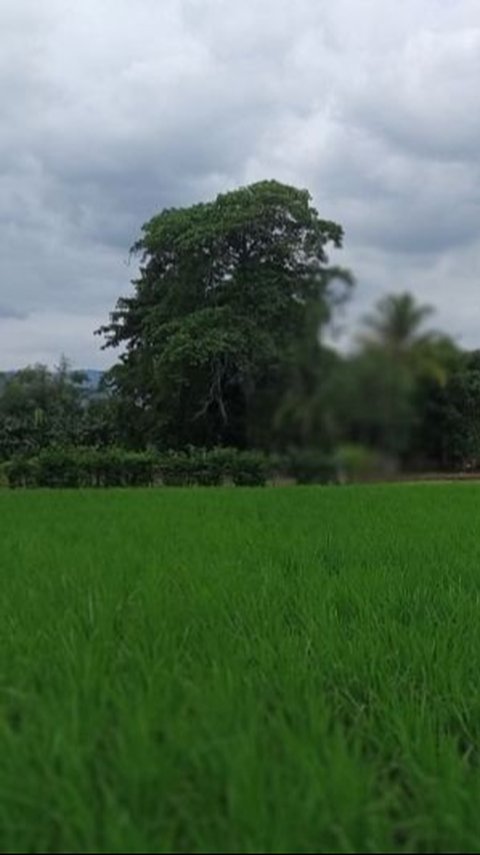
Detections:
[230, 451, 268, 486]
[36, 448, 83, 487]
[335, 444, 389, 483]
[3, 457, 39, 488]
[123, 451, 156, 487]
[0, 465, 8, 488]
[2, 447, 156, 489]
[158, 452, 197, 486]
[287, 449, 338, 485]
[156, 448, 269, 487]
[189, 449, 225, 486]
[2, 446, 270, 489]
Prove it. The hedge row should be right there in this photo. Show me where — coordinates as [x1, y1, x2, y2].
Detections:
[1, 446, 344, 489]
[2, 447, 273, 489]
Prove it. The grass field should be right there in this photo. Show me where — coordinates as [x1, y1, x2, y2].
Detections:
[2, 484, 480, 853]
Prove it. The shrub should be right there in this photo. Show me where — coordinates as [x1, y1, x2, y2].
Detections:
[190, 450, 224, 486]
[36, 448, 82, 487]
[335, 444, 388, 483]
[123, 451, 156, 487]
[158, 452, 196, 486]
[84, 448, 156, 487]
[287, 449, 338, 485]
[230, 451, 268, 487]
[3, 457, 39, 488]
[2, 446, 271, 489]
[157, 448, 268, 487]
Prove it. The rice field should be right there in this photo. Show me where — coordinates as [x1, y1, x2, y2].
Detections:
[1, 484, 480, 853]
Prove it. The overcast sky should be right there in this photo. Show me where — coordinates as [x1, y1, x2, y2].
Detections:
[1, 0, 479, 368]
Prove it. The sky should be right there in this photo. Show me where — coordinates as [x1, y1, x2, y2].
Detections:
[1, 0, 479, 369]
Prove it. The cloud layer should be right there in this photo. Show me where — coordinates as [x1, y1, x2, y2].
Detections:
[1, 0, 479, 367]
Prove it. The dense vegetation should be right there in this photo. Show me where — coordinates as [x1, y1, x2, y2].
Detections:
[98, 180, 353, 451]
[2, 484, 480, 853]
[2, 447, 273, 488]
[2, 180, 480, 477]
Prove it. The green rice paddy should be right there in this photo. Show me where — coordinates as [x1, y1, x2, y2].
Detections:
[1, 484, 480, 853]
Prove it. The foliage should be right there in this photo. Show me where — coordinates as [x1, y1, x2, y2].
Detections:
[411, 351, 480, 470]
[286, 448, 339, 484]
[339, 292, 462, 460]
[3, 448, 154, 489]
[98, 180, 353, 450]
[2, 457, 39, 489]
[335, 443, 392, 482]
[359, 292, 436, 355]
[2, 446, 272, 489]
[0, 359, 116, 460]
[229, 450, 268, 486]
[1, 278, 477, 475]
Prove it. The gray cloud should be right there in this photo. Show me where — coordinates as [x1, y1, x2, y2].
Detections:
[1, 0, 480, 367]
[0, 305, 27, 320]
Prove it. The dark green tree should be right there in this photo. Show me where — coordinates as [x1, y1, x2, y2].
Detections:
[0, 358, 115, 459]
[98, 180, 353, 450]
[0, 360, 82, 458]
[412, 351, 480, 470]
[338, 292, 460, 461]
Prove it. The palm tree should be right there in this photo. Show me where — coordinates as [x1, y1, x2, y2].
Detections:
[359, 292, 458, 383]
[350, 292, 461, 460]
[360, 292, 434, 353]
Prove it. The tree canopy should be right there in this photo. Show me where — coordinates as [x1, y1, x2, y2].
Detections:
[99, 180, 353, 449]
[0, 358, 117, 460]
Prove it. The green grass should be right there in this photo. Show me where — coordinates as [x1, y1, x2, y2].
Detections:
[2, 484, 480, 853]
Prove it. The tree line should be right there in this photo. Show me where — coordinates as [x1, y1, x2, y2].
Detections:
[2, 180, 480, 479]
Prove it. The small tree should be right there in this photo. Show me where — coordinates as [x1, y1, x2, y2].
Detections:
[0, 359, 109, 459]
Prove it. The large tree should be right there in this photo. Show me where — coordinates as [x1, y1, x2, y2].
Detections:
[99, 180, 352, 449]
